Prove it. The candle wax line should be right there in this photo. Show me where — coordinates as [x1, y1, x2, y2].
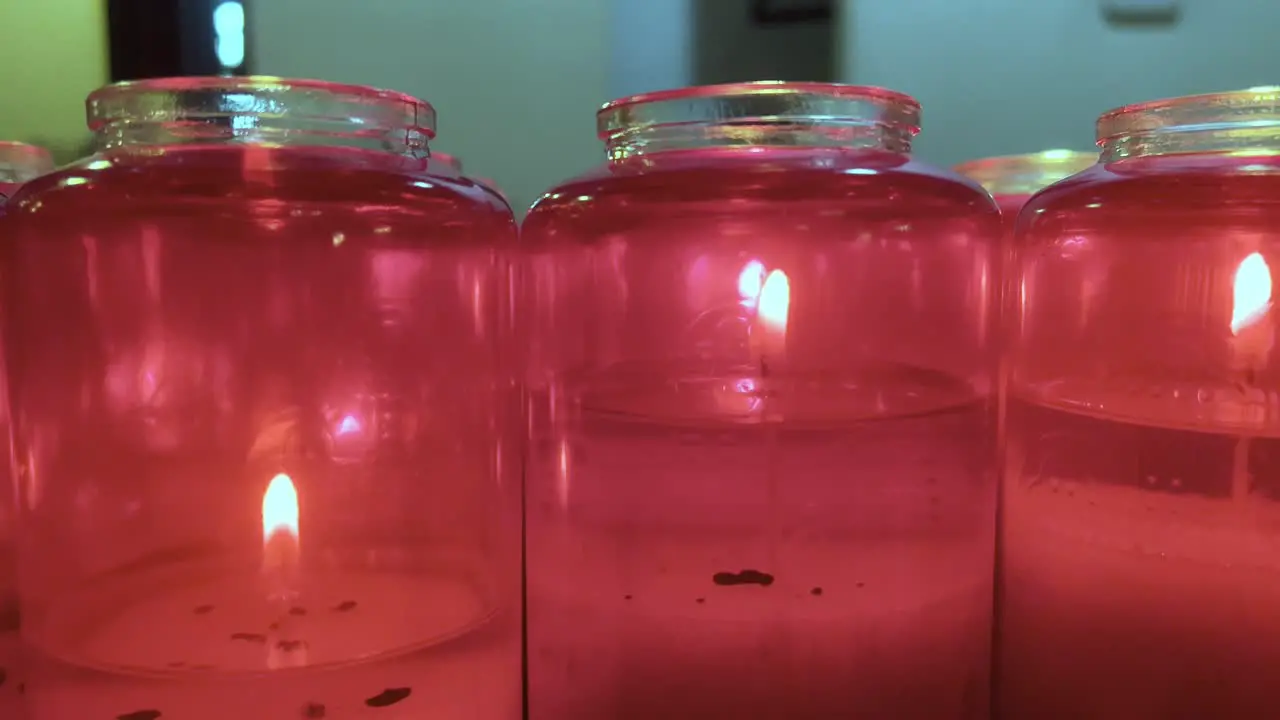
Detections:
[763, 353, 780, 573]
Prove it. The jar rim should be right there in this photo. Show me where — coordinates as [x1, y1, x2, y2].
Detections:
[0, 142, 54, 178]
[954, 149, 1096, 194]
[87, 76, 436, 138]
[597, 82, 921, 141]
[1096, 86, 1280, 144]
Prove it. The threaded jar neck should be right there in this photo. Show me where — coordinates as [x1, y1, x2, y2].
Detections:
[597, 82, 920, 161]
[1098, 87, 1280, 162]
[87, 76, 435, 157]
[0, 142, 54, 185]
[954, 150, 1096, 196]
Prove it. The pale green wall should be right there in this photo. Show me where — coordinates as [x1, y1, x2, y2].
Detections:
[0, 0, 109, 163]
[250, 0, 611, 215]
[839, 0, 1280, 168]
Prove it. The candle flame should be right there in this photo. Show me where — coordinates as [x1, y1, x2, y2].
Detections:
[758, 269, 790, 335]
[1232, 252, 1273, 336]
[262, 472, 299, 545]
[737, 259, 766, 309]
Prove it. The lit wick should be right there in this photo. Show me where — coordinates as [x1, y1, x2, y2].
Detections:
[750, 269, 790, 379]
[1229, 252, 1274, 505]
[262, 472, 300, 605]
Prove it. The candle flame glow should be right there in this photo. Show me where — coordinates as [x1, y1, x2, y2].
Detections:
[262, 472, 299, 545]
[757, 269, 791, 335]
[738, 259, 766, 309]
[1232, 252, 1273, 336]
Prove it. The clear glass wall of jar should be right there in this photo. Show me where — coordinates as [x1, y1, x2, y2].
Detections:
[521, 82, 1002, 719]
[0, 77, 521, 720]
[0, 141, 54, 200]
[0, 138, 55, 717]
[1002, 87, 1280, 718]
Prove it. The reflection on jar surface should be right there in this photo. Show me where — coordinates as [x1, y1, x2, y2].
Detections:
[1001, 88, 1280, 718]
[0, 140, 54, 201]
[0, 77, 520, 720]
[0, 140, 55, 632]
[521, 82, 1001, 719]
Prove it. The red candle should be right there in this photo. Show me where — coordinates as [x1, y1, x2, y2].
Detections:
[0, 77, 521, 720]
[1002, 87, 1280, 717]
[522, 82, 1001, 719]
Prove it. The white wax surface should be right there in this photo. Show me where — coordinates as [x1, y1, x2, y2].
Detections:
[32, 565, 491, 675]
[18, 565, 521, 720]
[528, 534, 992, 717]
[23, 623, 522, 720]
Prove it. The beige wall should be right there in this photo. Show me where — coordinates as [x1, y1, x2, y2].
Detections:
[839, 0, 1280, 167]
[0, 0, 109, 163]
[251, 0, 611, 214]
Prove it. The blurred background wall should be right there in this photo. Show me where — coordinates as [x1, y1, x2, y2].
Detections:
[0, 1, 109, 164]
[3, 0, 1280, 209]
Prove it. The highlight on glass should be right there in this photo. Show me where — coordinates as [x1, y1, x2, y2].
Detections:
[520, 81, 1002, 719]
[954, 149, 1096, 218]
[0, 141, 54, 201]
[0, 76, 521, 719]
[1001, 86, 1280, 718]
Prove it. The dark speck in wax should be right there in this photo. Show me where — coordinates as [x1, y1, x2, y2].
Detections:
[230, 632, 267, 643]
[192, 604, 215, 615]
[695, 597, 706, 604]
[333, 600, 358, 612]
[365, 687, 412, 708]
[276, 639, 308, 652]
[623, 594, 632, 601]
[856, 582, 865, 589]
[810, 586, 823, 596]
[0, 667, 5, 687]
[117, 711, 162, 720]
[302, 701, 327, 718]
[712, 569, 775, 587]
[289, 607, 307, 616]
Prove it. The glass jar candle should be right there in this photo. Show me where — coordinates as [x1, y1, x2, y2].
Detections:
[433, 152, 463, 175]
[0, 77, 521, 720]
[1001, 87, 1280, 717]
[521, 82, 1001, 719]
[954, 149, 1095, 220]
[0, 141, 53, 202]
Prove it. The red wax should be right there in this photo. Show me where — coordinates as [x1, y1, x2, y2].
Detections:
[0, 79, 521, 719]
[1002, 90, 1280, 718]
[522, 83, 1000, 719]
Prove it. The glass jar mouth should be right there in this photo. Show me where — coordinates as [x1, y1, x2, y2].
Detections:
[87, 76, 436, 149]
[597, 81, 921, 145]
[1097, 86, 1280, 159]
[953, 150, 1096, 196]
[0, 142, 54, 182]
